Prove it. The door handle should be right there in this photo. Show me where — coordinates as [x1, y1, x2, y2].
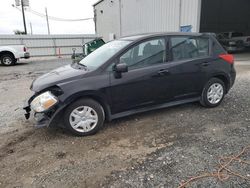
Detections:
[201, 62, 210, 67]
[158, 69, 170, 76]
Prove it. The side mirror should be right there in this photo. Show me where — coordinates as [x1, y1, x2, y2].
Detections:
[114, 63, 128, 73]
[113, 62, 128, 79]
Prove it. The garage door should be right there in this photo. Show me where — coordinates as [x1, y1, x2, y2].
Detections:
[200, 0, 250, 35]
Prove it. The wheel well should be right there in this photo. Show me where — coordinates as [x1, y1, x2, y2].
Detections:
[213, 75, 230, 92]
[50, 94, 111, 128]
[0, 51, 15, 59]
[66, 95, 110, 121]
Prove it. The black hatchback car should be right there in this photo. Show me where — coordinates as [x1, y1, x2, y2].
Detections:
[24, 33, 236, 136]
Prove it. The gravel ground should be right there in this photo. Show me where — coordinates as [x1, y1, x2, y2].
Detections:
[0, 55, 249, 188]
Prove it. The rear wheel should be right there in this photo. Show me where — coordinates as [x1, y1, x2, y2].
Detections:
[0, 54, 16, 66]
[200, 78, 226, 108]
[64, 98, 105, 136]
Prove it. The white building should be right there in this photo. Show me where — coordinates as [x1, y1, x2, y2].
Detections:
[93, 0, 250, 42]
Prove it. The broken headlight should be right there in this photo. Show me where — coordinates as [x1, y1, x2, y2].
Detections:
[30, 91, 58, 113]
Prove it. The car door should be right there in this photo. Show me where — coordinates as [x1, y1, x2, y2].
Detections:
[108, 37, 174, 114]
[167, 36, 212, 100]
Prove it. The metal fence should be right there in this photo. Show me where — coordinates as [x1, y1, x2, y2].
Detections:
[0, 34, 97, 57]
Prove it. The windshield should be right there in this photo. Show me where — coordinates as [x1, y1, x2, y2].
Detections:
[79, 40, 131, 69]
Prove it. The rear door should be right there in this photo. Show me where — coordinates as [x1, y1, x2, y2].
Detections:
[167, 35, 212, 100]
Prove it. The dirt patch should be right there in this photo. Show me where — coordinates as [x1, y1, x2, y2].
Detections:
[0, 129, 35, 160]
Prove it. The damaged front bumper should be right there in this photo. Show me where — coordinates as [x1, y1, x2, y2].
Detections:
[23, 96, 65, 128]
[23, 85, 65, 128]
[23, 100, 31, 120]
[23, 102, 50, 127]
[23, 98, 54, 128]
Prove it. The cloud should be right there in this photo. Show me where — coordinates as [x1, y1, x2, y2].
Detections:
[0, 0, 97, 34]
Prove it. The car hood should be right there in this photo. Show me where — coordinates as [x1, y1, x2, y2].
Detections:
[31, 64, 89, 92]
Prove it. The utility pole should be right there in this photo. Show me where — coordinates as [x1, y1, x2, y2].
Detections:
[21, 0, 27, 34]
[30, 22, 33, 35]
[179, 0, 182, 32]
[45, 7, 51, 35]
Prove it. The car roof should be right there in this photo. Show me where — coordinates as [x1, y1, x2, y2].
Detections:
[120, 32, 209, 41]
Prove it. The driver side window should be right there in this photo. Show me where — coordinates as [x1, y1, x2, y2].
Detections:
[120, 38, 166, 70]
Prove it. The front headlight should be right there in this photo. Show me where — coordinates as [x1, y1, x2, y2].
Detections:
[30, 91, 58, 112]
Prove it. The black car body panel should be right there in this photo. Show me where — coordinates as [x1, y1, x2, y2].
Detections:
[24, 32, 236, 128]
[31, 64, 93, 92]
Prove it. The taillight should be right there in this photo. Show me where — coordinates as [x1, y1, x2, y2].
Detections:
[23, 47, 27, 52]
[219, 54, 234, 64]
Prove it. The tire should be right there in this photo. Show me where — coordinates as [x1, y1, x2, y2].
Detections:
[64, 98, 105, 136]
[200, 78, 226, 108]
[0, 53, 16, 66]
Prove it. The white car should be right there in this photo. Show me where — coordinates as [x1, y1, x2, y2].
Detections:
[218, 32, 250, 47]
[0, 45, 30, 66]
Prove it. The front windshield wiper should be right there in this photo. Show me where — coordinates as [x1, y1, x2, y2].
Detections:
[77, 62, 87, 68]
[72, 61, 88, 70]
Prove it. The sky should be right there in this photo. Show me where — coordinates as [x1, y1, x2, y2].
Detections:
[0, 0, 97, 35]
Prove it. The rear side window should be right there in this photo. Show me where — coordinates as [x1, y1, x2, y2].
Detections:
[170, 36, 209, 61]
[212, 37, 227, 55]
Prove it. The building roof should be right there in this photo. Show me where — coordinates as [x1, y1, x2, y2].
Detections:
[93, 0, 104, 7]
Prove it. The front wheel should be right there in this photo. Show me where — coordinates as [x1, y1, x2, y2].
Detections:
[64, 98, 105, 136]
[200, 78, 226, 108]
